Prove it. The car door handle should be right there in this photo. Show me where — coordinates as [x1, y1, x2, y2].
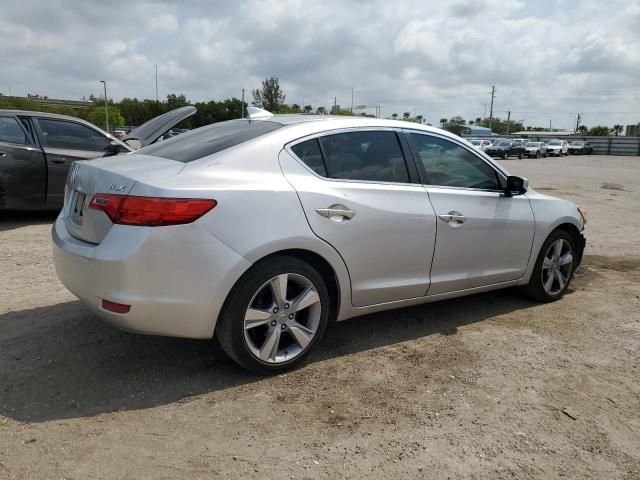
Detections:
[51, 157, 66, 164]
[315, 205, 357, 222]
[438, 211, 467, 226]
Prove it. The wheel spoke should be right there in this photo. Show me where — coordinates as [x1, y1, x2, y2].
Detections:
[244, 308, 272, 329]
[290, 287, 320, 313]
[288, 322, 314, 349]
[555, 270, 566, 290]
[259, 327, 281, 361]
[542, 257, 554, 270]
[543, 272, 555, 293]
[559, 252, 573, 266]
[269, 274, 288, 308]
[553, 239, 563, 259]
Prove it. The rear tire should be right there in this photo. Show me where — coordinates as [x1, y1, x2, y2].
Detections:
[518, 152, 523, 159]
[216, 256, 330, 374]
[502, 151, 509, 159]
[521, 230, 577, 303]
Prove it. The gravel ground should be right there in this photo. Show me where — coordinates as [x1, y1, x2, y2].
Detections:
[1, 155, 639, 479]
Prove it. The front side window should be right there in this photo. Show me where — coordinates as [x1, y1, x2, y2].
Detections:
[409, 133, 501, 190]
[0, 117, 29, 144]
[38, 119, 110, 151]
[318, 131, 409, 182]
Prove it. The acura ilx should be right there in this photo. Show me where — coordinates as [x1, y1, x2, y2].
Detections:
[53, 109, 586, 373]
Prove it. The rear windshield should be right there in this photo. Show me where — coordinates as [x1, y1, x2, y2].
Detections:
[139, 119, 283, 163]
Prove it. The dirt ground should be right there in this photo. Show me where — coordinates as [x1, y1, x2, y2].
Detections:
[1, 155, 639, 479]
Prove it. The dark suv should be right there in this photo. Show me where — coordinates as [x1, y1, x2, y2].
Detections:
[485, 140, 526, 159]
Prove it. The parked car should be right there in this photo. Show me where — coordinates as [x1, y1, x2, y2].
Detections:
[568, 141, 593, 155]
[0, 107, 195, 210]
[524, 142, 548, 158]
[484, 140, 526, 159]
[546, 139, 569, 156]
[469, 139, 492, 151]
[53, 109, 586, 373]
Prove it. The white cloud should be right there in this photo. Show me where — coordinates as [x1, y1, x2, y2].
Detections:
[148, 14, 179, 33]
[0, 0, 638, 129]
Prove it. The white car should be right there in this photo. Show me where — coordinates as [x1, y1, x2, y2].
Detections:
[469, 139, 492, 151]
[546, 140, 569, 156]
[53, 109, 587, 373]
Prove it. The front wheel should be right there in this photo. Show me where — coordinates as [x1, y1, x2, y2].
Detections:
[216, 256, 330, 374]
[535, 151, 540, 158]
[522, 230, 576, 302]
[518, 152, 523, 159]
[502, 151, 509, 159]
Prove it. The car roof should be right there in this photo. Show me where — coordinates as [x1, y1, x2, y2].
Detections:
[0, 109, 91, 121]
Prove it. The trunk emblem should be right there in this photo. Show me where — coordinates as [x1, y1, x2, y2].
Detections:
[109, 184, 128, 192]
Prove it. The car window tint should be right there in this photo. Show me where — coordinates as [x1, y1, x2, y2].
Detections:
[409, 133, 500, 190]
[38, 119, 109, 151]
[318, 131, 409, 183]
[0, 117, 29, 144]
[291, 139, 327, 176]
[140, 119, 283, 163]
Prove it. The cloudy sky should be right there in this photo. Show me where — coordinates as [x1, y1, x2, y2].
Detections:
[2, 0, 639, 129]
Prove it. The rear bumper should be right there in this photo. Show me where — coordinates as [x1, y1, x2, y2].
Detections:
[52, 216, 251, 339]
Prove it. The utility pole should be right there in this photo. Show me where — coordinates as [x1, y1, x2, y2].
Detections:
[99, 80, 108, 132]
[241, 89, 245, 118]
[350, 87, 354, 113]
[483, 103, 487, 119]
[549, 119, 552, 132]
[154, 64, 158, 101]
[488, 85, 495, 130]
[575, 113, 581, 133]
[302, 96, 306, 112]
[506, 110, 511, 135]
[334, 96, 337, 114]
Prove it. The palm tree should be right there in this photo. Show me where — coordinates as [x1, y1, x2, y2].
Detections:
[416, 115, 424, 123]
[402, 112, 411, 120]
[440, 118, 447, 128]
[316, 106, 326, 115]
[468, 120, 475, 126]
[391, 113, 398, 120]
[577, 125, 588, 134]
[611, 124, 623, 136]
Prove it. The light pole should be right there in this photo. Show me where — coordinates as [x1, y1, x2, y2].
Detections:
[99, 80, 108, 132]
[154, 64, 158, 101]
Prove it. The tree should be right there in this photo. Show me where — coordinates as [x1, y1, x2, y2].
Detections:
[303, 105, 313, 113]
[468, 120, 474, 125]
[439, 118, 447, 127]
[588, 125, 610, 136]
[448, 116, 466, 125]
[316, 106, 326, 115]
[416, 115, 424, 123]
[611, 124, 623, 136]
[251, 77, 286, 112]
[577, 125, 588, 134]
[88, 106, 125, 130]
[391, 113, 398, 120]
[402, 112, 411, 120]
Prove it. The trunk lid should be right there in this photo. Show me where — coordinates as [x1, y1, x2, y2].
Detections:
[62, 154, 186, 244]
[123, 106, 196, 149]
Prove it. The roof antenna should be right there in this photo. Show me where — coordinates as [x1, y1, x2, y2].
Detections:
[246, 107, 273, 119]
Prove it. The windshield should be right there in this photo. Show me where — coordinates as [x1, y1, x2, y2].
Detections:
[569, 141, 584, 146]
[497, 141, 511, 146]
[548, 140, 561, 145]
[470, 140, 481, 145]
[526, 142, 540, 147]
[139, 119, 283, 163]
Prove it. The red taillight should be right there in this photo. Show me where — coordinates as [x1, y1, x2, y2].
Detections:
[89, 194, 217, 226]
[102, 299, 131, 314]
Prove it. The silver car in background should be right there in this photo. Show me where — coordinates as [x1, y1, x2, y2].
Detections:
[525, 141, 548, 158]
[53, 110, 586, 373]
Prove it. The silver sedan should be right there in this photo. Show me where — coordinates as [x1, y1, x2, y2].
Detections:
[53, 110, 586, 373]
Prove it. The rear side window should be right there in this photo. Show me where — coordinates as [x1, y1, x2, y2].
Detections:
[292, 131, 410, 183]
[140, 119, 283, 163]
[38, 119, 110, 151]
[291, 139, 327, 176]
[0, 117, 29, 144]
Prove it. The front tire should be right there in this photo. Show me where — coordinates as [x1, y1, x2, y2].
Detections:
[522, 230, 577, 302]
[216, 256, 330, 374]
[518, 152, 523, 159]
[502, 151, 509, 159]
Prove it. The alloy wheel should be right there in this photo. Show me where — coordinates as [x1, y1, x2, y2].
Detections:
[243, 273, 322, 364]
[541, 239, 573, 295]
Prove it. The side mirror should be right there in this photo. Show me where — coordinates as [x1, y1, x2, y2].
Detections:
[505, 175, 528, 196]
[104, 140, 123, 157]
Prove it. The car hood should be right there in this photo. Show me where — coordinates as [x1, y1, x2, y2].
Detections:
[123, 106, 196, 149]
